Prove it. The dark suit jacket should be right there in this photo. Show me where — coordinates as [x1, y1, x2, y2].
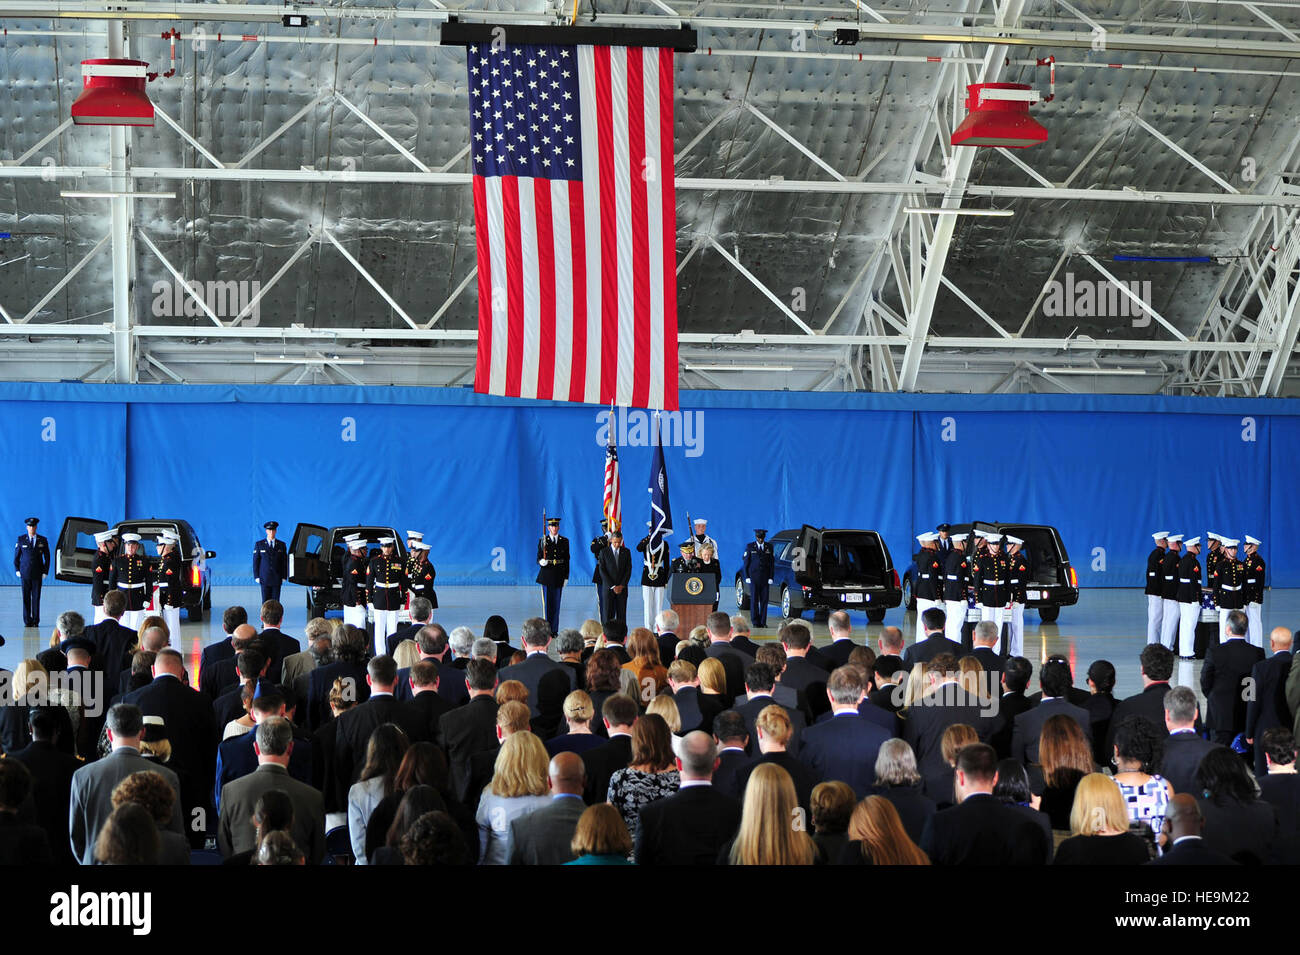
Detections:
[334, 693, 425, 787]
[597, 545, 633, 591]
[385, 621, 423, 658]
[581, 733, 633, 804]
[9, 740, 80, 865]
[1085, 692, 1117, 766]
[1200, 638, 1265, 737]
[1245, 651, 1291, 743]
[706, 643, 753, 702]
[823, 638, 861, 668]
[0, 698, 74, 757]
[730, 634, 762, 658]
[508, 794, 586, 865]
[307, 660, 370, 731]
[199, 656, 240, 701]
[211, 678, 274, 738]
[0, 814, 52, 866]
[1159, 731, 1219, 794]
[712, 747, 751, 799]
[902, 683, 998, 788]
[902, 633, 963, 668]
[498, 651, 577, 737]
[393, 656, 470, 708]
[199, 636, 235, 673]
[1027, 686, 1091, 709]
[1197, 795, 1276, 865]
[1147, 836, 1236, 865]
[635, 784, 741, 865]
[920, 792, 1049, 865]
[218, 763, 325, 864]
[671, 685, 706, 734]
[970, 646, 1003, 675]
[655, 631, 679, 665]
[735, 751, 815, 813]
[82, 619, 137, 697]
[214, 727, 313, 812]
[780, 657, 831, 720]
[870, 783, 936, 846]
[1104, 682, 1173, 757]
[258, 628, 302, 683]
[730, 694, 806, 757]
[799, 711, 891, 797]
[869, 682, 903, 714]
[990, 690, 1031, 757]
[399, 690, 454, 749]
[440, 695, 500, 803]
[123, 675, 218, 821]
[1010, 697, 1093, 766]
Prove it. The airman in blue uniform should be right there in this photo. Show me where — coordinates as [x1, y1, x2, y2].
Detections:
[742, 529, 776, 628]
[253, 520, 288, 604]
[14, 517, 49, 627]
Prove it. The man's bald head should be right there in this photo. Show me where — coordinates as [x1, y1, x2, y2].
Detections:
[67, 647, 92, 667]
[548, 752, 586, 795]
[233, 623, 258, 644]
[153, 648, 185, 677]
[1164, 792, 1203, 841]
[141, 626, 170, 653]
[1271, 627, 1293, 652]
[678, 730, 718, 780]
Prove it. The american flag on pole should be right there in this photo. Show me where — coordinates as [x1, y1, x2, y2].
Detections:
[467, 40, 679, 411]
[603, 429, 622, 533]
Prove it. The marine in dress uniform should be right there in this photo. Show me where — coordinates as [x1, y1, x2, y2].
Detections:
[912, 532, 943, 623]
[1159, 535, 1184, 650]
[1175, 536, 1203, 659]
[368, 537, 408, 656]
[154, 533, 184, 646]
[14, 517, 49, 628]
[111, 533, 154, 631]
[340, 535, 370, 630]
[1144, 532, 1169, 645]
[90, 530, 117, 624]
[636, 525, 670, 631]
[1242, 536, 1266, 648]
[1004, 536, 1029, 659]
[537, 518, 570, 636]
[742, 529, 776, 629]
[252, 521, 288, 605]
[941, 534, 971, 646]
[1212, 539, 1246, 643]
[405, 540, 438, 611]
[972, 532, 1010, 652]
[590, 520, 609, 623]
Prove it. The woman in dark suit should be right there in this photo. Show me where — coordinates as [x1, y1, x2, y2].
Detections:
[1196, 747, 1278, 865]
[869, 738, 936, 845]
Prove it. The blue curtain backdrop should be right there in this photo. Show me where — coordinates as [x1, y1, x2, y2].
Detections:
[2, 383, 1294, 588]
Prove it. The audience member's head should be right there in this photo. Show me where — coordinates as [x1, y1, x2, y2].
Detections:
[1002, 656, 1032, 694]
[1112, 715, 1165, 775]
[874, 737, 922, 787]
[562, 690, 594, 729]
[1086, 659, 1116, 696]
[94, 802, 159, 865]
[585, 649, 623, 694]
[809, 781, 856, 835]
[400, 811, 469, 865]
[729, 763, 817, 865]
[953, 743, 999, 800]
[1140, 643, 1175, 684]
[1262, 728, 1297, 772]
[1196, 746, 1259, 805]
[489, 731, 549, 799]
[847, 795, 930, 865]
[629, 713, 675, 773]
[1040, 714, 1093, 788]
[1069, 773, 1129, 836]
[676, 731, 717, 781]
[992, 758, 1033, 805]
[1163, 685, 1198, 731]
[110, 770, 177, 828]
[713, 710, 748, 750]
[570, 804, 632, 860]
[495, 680, 529, 707]
[919, 607, 945, 634]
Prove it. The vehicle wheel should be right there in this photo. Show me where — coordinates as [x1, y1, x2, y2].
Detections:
[780, 586, 796, 620]
[735, 577, 750, 611]
[902, 574, 915, 612]
[866, 607, 887, 624]
[188, 605, 203, 623]
[1038, 606, 1060, 623]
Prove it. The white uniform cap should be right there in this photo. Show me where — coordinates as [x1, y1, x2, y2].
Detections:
[1166, 534, 1183, 543]
[405, 531, 423, 540]
[1208, 532, 1223, 543]
[1183, 536, 1201, 547]
[693, 518, 707, 525]
[949, 533, 968, 542]
[413, 541, 430, 551]
[1221, 538, 1239, 548]
[1152, 531, 1170, 541]
[121, 533, 141, 543]
[915, 532, 938, 543]
[1245, 536, 1261, 546]
[1006, 536, 1024, 546]
[378, 536, 396, 545]
[93, 530, 115, 544]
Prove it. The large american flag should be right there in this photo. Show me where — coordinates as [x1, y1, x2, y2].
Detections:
[468, 40, 679, 411]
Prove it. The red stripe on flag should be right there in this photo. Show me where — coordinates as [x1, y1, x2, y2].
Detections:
[534, 180, 557, 402]
[472, 174, 493, 395]
[658, 47, 680, 412]
[568, 180, 587, 404]
[502, 176, 524, 398]
[594, 45, 619, 406]
[627, 49, 651, 410]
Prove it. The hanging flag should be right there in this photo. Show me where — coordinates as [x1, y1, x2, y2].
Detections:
[465, 37, 680, 410]
[603, 428, 622, 532]
[647, 412, 673, 563]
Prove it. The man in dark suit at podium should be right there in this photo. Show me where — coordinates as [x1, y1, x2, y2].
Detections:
[597, 530, 633, 625]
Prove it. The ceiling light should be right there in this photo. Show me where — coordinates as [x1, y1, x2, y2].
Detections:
[253, 355, 365, 365]
[688, 364, 795, 372]
[905, 207, 1014, 217]
[61, 191, 176, 199]
[1040, 367, 1146, 376]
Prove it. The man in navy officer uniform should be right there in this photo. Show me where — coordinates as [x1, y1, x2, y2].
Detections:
[14, 517, 49, 628]
[368, 537, 408, 657]
[154, 532, 184, 646]
[742, 529, 776, 629]
[341, 534, 369, 630]
[91, 529, 117, 624]
[252, 521, 288, 605]
[1242, 535, 1266, 648]
[406, 540, 438, 611]
[537, 517, 570, 636]
[590, 520, 610, 623]
[111, 532, 154, 631]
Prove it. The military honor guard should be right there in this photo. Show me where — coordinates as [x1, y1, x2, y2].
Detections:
[941, 533, 970, 645]
[368, 536, 408, 656]
[590, 520, 610, 622]
[537, 517, 570, 635]
[90, 529, 117, 624]
[1004, 536, 1029, 659]
[1175, 536, 1203, 659]
[636, 524, 670, 630]
[690, 518, 717, 558]
[912, 532, 943, 622]
[1159, 534, 1184, 650]
[341, 534, 370, 630]
[742, 529, 776, 628]
[1144, 532, 1169, 644]
[154, 532, 184, 644]
[111, 532, 153, 631]
[1242, 535, 1266, 648]
[406, 539, 438, 610]
[14, 516, 50, 628]
[253, 521, 288, 604]
[972, 531, 1010, 651]
[1211, 538, 1246, 643]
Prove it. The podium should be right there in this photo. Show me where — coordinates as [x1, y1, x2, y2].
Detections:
[670, 572, 717, 635]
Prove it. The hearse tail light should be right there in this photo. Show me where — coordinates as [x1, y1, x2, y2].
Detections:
[891, 569, 900, 589]
[1068, 566, 1077, 588]
[191, 566, 201, 587]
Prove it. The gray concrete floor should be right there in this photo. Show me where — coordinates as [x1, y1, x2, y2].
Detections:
[5, 584, 1296, 704]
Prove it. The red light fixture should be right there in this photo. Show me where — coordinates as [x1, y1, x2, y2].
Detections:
[951, 82, 1047, 149]
[71, 59, 153, 126]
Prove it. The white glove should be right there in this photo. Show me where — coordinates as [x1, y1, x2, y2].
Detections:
[745, 578, 751, 583]
[768, 578, 773, 584]
[539, 559, 548, 566]
[255, 578, 260, 583]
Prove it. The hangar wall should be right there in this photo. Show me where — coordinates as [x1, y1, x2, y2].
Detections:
[1, 383, 1291, 589]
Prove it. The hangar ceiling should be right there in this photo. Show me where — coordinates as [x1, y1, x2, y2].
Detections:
[0, 0, 1297, 396]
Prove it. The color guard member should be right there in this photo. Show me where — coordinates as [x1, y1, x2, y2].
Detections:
[111, 532, 153, 631]
[537, 517, 570, 635]
[1144, 532, 1169, 645]
[1242, 535, 1266, 648]
[368, 536, 407, 656]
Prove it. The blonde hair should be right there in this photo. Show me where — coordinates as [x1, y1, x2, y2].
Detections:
[12, 659, 46, 702]
[496, 700, 531, 735]
[698, 658, 727, 695]
[899, 662, 928, 713]
[667, 660, 697, 683]
[755, 704, 793, 747]
[562, 690, 594, 724]
[570, 803, 632, 857]
[488, 731, 550, 799]
[495, 680, 529, 707]
[580, 619, 603, 644]
[646, 695, 680, 734]
[688, 625, 709, 646]
[393, 639, 420, 671]
[627, 628, 662, 667]
[1069, 773, 1130, 836]
[729, 763, 817, 865]
[957, 656, 987, 702]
